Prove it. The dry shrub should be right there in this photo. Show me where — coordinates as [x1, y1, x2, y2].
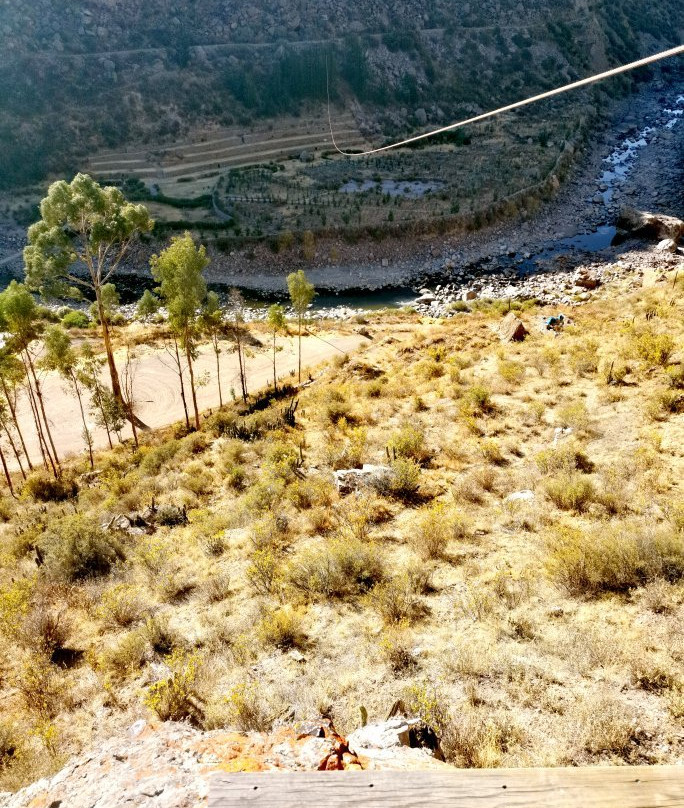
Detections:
[42, 515, 124, 582]
[144, 650, 204, 726]
[638, 578, 679, 614]
[375, 458, 422, 501]
[497, 359, 525, 385]
[578, 695, 639, 759]
[411, 503, 457, 560]
[97, 630, 148, 680]
[366, 574, 427, 624]
[630, 329, 675, 368]
[257, 606, 307, 650]
[22, 472, 78, 503]
[443, 708, 522, 768]
[556, 400, 592, 433]
[97, 583, 148, 628]
[203, 569, 232, 603]
[544, 472, 595, 512]
[388, 421, 430, 464]
[535, 441, 593, 474]
[379, 622, 418, 673]
[20, 604, 71, 656]
[287, 538, 385, 599]
[246, 549, 282, 596]
[223, 681, 272, 732]
[547, 522, 684, 595]
[568, 338, 599, 376]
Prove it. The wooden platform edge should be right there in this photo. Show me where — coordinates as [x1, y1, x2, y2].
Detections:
[209, 766, 684, 807]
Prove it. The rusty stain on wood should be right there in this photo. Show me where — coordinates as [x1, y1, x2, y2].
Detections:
[210, 767, 684, 807]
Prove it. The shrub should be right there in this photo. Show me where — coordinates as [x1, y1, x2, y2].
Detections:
[140, 440, 180, 475]
[97, 630, 148, 680]
[203, 569, 231, 603]
[389, 422, 430, 464]
[43, 515, 123, 582]
[97, 584, 148, 628]
[287, 538, 385, 599]
[460, 385, 495, 417]
[181, 462, 214, 496]
[480, 439, 505, 465]
[0, 722, 21, 772]
[556, 401, 591, 433]
[535, 441, 594, 474]
[23, 472, 78, 503]
[367, 575, 426, 624]
[144, 650, 204, 725]
[379, 623, 418, 672]
[246, 548, 282, 595]
[547, 522, 684, 595]
[631, 330, 675, 367]
[378, 458, 421, 500]
[20, 605, 71, 656]
[544, 472, 595, 512]
[412, 503, 455, 560]
[61, 310, 90, 329]
[257, 606, 307, 650]
[224, 682, 272, 732]
[568, 338, 599, 376]
[497, 359, 525, 385]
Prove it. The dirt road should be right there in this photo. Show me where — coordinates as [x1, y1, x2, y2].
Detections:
[11, 331, 366, 470]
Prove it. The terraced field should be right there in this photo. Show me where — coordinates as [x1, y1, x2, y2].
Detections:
[86, 109, 367, 198]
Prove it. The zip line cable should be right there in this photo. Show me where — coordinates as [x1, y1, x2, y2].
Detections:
[327, 43, 684, 157]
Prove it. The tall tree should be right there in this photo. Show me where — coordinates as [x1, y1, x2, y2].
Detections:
[0, 281, 60, 476]
[23, 173, 153, 419]
[0, 352, 33, 472]
[151, 233, 208, 430]
[40, 325, 94, 469]
[199, 291, 226, 408]
[266, 303, 286, 393]
[228, 289, 248, 404]
[286, 270, 315, 383]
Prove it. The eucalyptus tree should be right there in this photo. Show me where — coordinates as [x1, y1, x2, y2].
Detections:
[266, 303, 286, 393]
[286, 270, 315, 383]
[199, 291, 226, 408]
[0, 351, 33, 472]
[0, 281, 60, 475]
[23, 173, 153, 418]
[151, 233, 208, 430]
[228, 289, 248, 404]
[41, 325, 94, 469]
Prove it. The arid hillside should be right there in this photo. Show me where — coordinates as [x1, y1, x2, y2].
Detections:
[0, 245, 682, 793]
[1, 0, 682, 189]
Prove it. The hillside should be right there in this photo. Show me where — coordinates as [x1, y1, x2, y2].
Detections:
[0, 242, 682, 794]
[1, 0, 683, 194]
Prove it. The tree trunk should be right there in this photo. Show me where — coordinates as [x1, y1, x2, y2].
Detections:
[0, 444, 14, 497]
[185, 340, 201, 431]
[298, 314, 302, 383]
[25, 351, 60, 471]
[71, 372, 94, 470]
[97, 288, 148, 430]
[214, 340, 223, 408]
[173, 338, 190, 429]
[273, 331, 278, 393]
[0, 377, 33, 471]
[0, 419, 26, 480]
[235, 327, 247, 404]
[22, 357, 57, 477]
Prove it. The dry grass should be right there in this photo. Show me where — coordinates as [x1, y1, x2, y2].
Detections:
[0, 269, 683, 788]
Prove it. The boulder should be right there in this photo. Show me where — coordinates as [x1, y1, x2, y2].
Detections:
[615, 208, 684, 243]
[462, 290, 478, 301]
[655, 238, 678, 254]
[333, 464, 391, 495]
[348, 716, 444, 766]
[575, 273, 600, 290]
[498, 312, 528, 342]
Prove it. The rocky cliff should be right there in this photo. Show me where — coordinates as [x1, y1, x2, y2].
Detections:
[0, 717, 446, 808]
[0, 0, 682, 188]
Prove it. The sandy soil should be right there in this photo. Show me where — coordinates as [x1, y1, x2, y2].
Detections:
[12, 330, 367, 469]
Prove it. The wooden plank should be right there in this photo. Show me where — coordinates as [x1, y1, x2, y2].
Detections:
[209, 767, 684, 807]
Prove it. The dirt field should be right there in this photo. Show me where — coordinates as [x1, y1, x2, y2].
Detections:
[13, 331, 367, 467]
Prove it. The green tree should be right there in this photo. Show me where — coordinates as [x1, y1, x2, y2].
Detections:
[23, 173, 153, 418]
[41, 326, 94, 469]
[266, 304, 286, 393]
[151, 233, 208, 430]
[0, 281, 60, 476]
[89, 283, 119, 325]
[137, 289, 160, 319]
[199, 291, 226, 408]
[286, 270, 315, 383]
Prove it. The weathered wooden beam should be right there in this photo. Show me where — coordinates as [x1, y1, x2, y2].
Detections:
[210, 767, 684, 807]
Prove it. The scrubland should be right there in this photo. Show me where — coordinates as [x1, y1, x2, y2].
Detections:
[0, 270, 683, 789]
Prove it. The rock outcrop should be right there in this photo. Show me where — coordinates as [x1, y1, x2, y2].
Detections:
[615, 208, 684, 243]
[0, 718, 446, 808]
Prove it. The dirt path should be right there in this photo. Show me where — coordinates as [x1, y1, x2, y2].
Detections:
[10, 331, 366, 470]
